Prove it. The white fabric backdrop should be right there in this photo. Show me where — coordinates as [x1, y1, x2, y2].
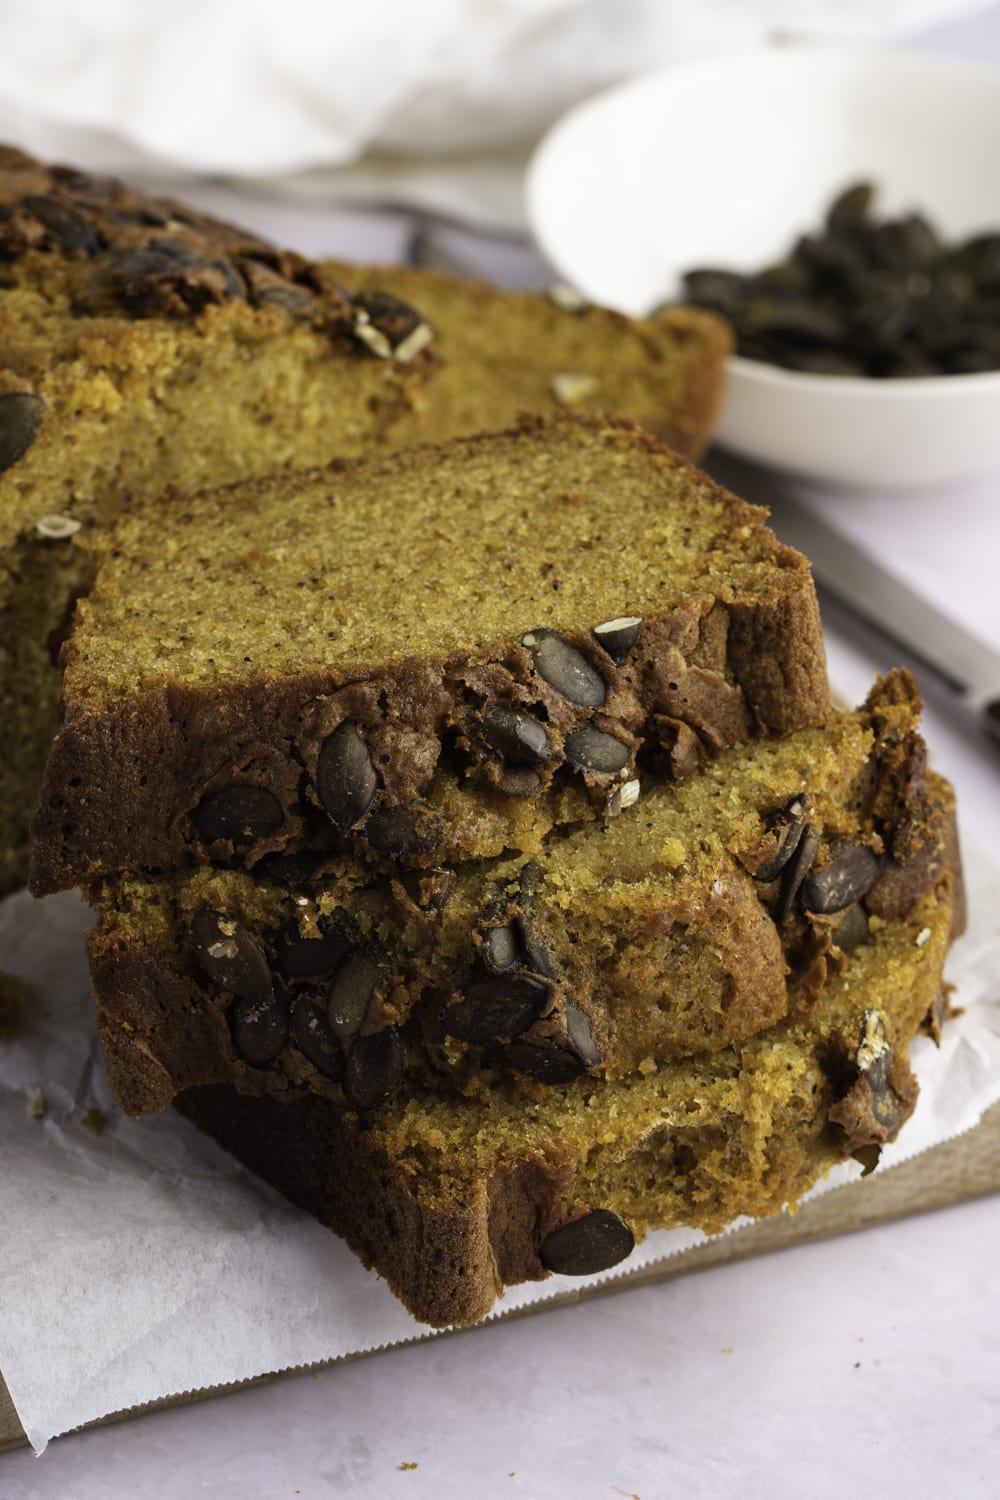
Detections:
[0, 0, 991, 180]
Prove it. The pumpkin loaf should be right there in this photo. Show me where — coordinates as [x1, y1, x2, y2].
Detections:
[0, 145, 438, 896]
[86, 674, 957, 1119]
[177, 863, 958, 1327]
[31, 414, 829, 894]
[322, 259, 731, 457]
[1, 147, 731, 899]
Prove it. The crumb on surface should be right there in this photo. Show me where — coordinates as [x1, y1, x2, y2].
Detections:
[27, 1086, 45, 1120]
[80, 1106, 105, 1134]
[399, 1462, 419, 1471]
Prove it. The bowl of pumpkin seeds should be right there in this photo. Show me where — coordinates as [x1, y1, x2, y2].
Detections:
[528, 47, 1000, 487]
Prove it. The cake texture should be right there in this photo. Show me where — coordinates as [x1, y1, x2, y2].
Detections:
[86, 674, 957, 1119]
[323, 260, 731, 457]
[31, 414, 830, 894]
[177, 862, 958, 1327]
[0, 145, 439, 895]
[1, 147, 733, 899]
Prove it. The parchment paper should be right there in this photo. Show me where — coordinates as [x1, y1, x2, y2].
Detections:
[1, 833, 998, 1455]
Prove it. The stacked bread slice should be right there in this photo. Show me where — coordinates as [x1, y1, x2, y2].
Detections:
[0, 145, 727, 898]
[30, 410, 961, 1325]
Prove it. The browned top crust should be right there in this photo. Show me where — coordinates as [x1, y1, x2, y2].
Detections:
[0, 144, 359, 333]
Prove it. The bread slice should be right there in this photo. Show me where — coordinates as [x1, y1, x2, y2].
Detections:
[0, 147, 437, 895]
[85, 674, 957, 1120]
[176, 868, 957, 1327]
[31, 414, 830, 893]
[1, 150, 732, 898]
[322, 260, 731, 458]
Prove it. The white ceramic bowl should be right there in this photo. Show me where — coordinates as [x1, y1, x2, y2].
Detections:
[527, 47, 1000, 489]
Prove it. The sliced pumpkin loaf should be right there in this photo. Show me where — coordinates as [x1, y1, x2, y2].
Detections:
[86, 674, 957, 1121]
[176, 856, 958, 1327]
[31, 413, 830, 894]
[0, 145, 438, 895]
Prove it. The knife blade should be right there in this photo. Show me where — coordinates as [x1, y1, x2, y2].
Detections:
[705, 451, 1000, 745]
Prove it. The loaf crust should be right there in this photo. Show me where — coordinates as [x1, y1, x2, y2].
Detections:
[1, 147, 732, 896]
[86, 676, 954, 1119]
[0, 146, 436, 894]
[31, 415, 830, 893]
[176, 866, 957, 1327]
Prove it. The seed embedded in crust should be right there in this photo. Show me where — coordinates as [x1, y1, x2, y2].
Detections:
[833, 902, 870, 952]
[497, 766, 543, 798]
[800, 840, 881, 914]
[191, 909, 272, 1000]
[564, 724, 630, 774]
[752, 799, 807, 883]
[516, 920, 555, 979]
[326, 949, 385, 1041]
[393, 321, 434, 364]
[565, 1002, 602, 1068]
[351, 291, 431, 363]
[190, 783, 284, 845]
[484, 925, 519, 974]
[505, 1001, 602, 1083]
[316, 721, 378, 832]
[275, 912, 355, 980]
[606, 778, 640, 817]
[444, 972, 550, 1044]
[503, 1039, 588, 1084]
[539, 1209, 635, 1275]
[344, 1027, 403, 1109]
[22, 194, 101, 253]
[291, 995, 345, 1081]
[854, 1009, 908, 1135]
[482, 703, 553, 767]
[229, 987, 289, 1067]
[352, 311, 393, 359]
[0, 392, 46, 474]
[365, 802, 440, 856]
[254, 282, 320, 318]
[775, 823, 820, 922]
[592, 616, 642, 663]
[521, 629, 606, 708]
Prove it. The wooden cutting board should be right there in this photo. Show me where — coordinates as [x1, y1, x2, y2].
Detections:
[4, 1100, 998, 1453]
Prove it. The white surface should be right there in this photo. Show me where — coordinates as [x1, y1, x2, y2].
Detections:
[2, 1193, 998, 1500]
[527, 47, 1000, 486]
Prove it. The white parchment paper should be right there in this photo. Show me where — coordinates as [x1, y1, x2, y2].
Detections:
[1, 833, 999, 1455]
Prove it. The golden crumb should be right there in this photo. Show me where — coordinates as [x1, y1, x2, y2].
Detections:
[324, 259, 730, 459]
[27, 1086, 45, 1120]
[80, 1106, 105, 1134]
[659, 837, 686, 869]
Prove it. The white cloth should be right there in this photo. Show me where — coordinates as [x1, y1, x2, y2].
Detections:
[0, 0, 990, 225]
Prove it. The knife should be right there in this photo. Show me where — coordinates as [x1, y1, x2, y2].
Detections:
[705, 451, 1000, 747]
